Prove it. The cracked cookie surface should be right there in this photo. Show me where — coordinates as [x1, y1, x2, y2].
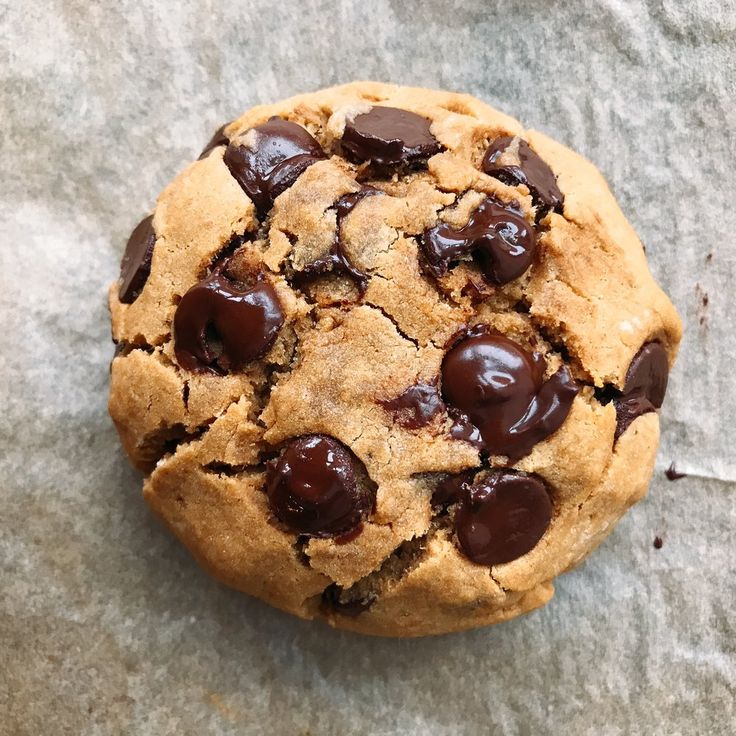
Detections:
[109, 82, 681, 637]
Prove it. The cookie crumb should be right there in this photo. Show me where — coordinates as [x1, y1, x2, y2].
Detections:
[665, 462, 686, 481]
[653, 536, 663, 549]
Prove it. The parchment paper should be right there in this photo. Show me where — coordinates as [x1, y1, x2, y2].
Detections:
[2, 1, 734, 733]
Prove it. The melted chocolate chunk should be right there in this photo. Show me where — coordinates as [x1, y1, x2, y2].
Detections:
[198, 122, 230, 160]
[454, 470, 552, 565]
[342, 107, 441, 167]
[380, 381, 444, 429]
[267, 435, 373, 537]
[431, 470, 477, 509]
[295, 188, 380, 293]
[224, 117, 326, 213]
[614, 342, 669, 439]
[614, 396, 655, 438]
[448, 408, 485, 447]
[665, 462, 686, 481]
[379, 379, 484, 447]
[482, 136, 564, 214]
[622, 342, 669, 404]
[421, 197, 536, 285]
[119, 215, 156, 304]
[173, 263, 284, 373]
[441, 328, 579, 462]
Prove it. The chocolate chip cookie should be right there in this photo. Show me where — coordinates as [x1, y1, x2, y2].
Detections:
[109, 82, 682, 637]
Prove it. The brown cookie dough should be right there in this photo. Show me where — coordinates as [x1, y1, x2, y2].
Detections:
[109, 82, 682, 637]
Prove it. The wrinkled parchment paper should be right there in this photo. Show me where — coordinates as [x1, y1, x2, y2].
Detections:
[2, 1, 734, 733]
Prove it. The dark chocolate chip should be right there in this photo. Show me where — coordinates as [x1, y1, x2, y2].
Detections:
[482, 136, 564, 214]
[379, 379, 484, 447]
[421, 197, 536, 285]
[377, 374, 485, 451]
[665, 462, 686, 481]
[224, 117, 326, 214]
[119, 215, 156, 304]
[454, 470, 552, 565]
[380, 381, 444, 429]
[198, 122, 230, 160]
[441, 328, 579, 462]
[266, 435, 374, 537]
[614, 395, 655, 439]
[342, 107, 442, 167]
[448, 409, 485, 447]
[614, 342, 669, 439]
[622, 342, 669, 406]
[294, 187, 380, 293]
[173, 263, 284, 373]
[431, 470, 477, 509]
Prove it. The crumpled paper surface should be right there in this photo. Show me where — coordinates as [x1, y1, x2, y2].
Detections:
[1, 1, 734, 733]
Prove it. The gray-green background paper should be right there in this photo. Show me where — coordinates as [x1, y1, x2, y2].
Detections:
[2, 1, 734, 733]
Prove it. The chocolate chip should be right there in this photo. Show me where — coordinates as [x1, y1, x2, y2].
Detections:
[614, 396, 655, 439]
[665, 462, 686, 481]
[267, 435, 374, 537]
[622, 342, 669, 405]
[653, 536, 663, 549]
[224, 117, 326, 214]
[482, 136, 564, 214]
[431, 470, 477, 509]
[380, 381, 444, 429]
[341, 107, 442, 167]
[421, 197, 536, 285]
[294, 187, 380, 293]
[454, 470, 552, 565]
[118, 215, 156, 304]
[379, 379, 484, 447]
[614, 342, 669, 439]
[173, 262, 284, 373]
[378, 377, 486, 448]
[198, 122, 230, 160]
[441, 328, 579, 462]
[448, 410, 484, 447]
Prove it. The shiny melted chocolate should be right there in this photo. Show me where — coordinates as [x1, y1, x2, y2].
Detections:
[421, 197, 536, 285]
[454, 470, 552, 565]
[224, 117, 326, 213]
[342, 106, 441, 167]
[379, 381, 444, 429]
[482, 136, 564, 214]
[267, 435, 373, 537]
[614, 342, 669, 439]
[441, 328, 579, 461]
[119, 215, 156, 304]
[173, 263, 284, 373]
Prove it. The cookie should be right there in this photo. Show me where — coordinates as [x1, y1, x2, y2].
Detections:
[108, 82, 682, 637]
